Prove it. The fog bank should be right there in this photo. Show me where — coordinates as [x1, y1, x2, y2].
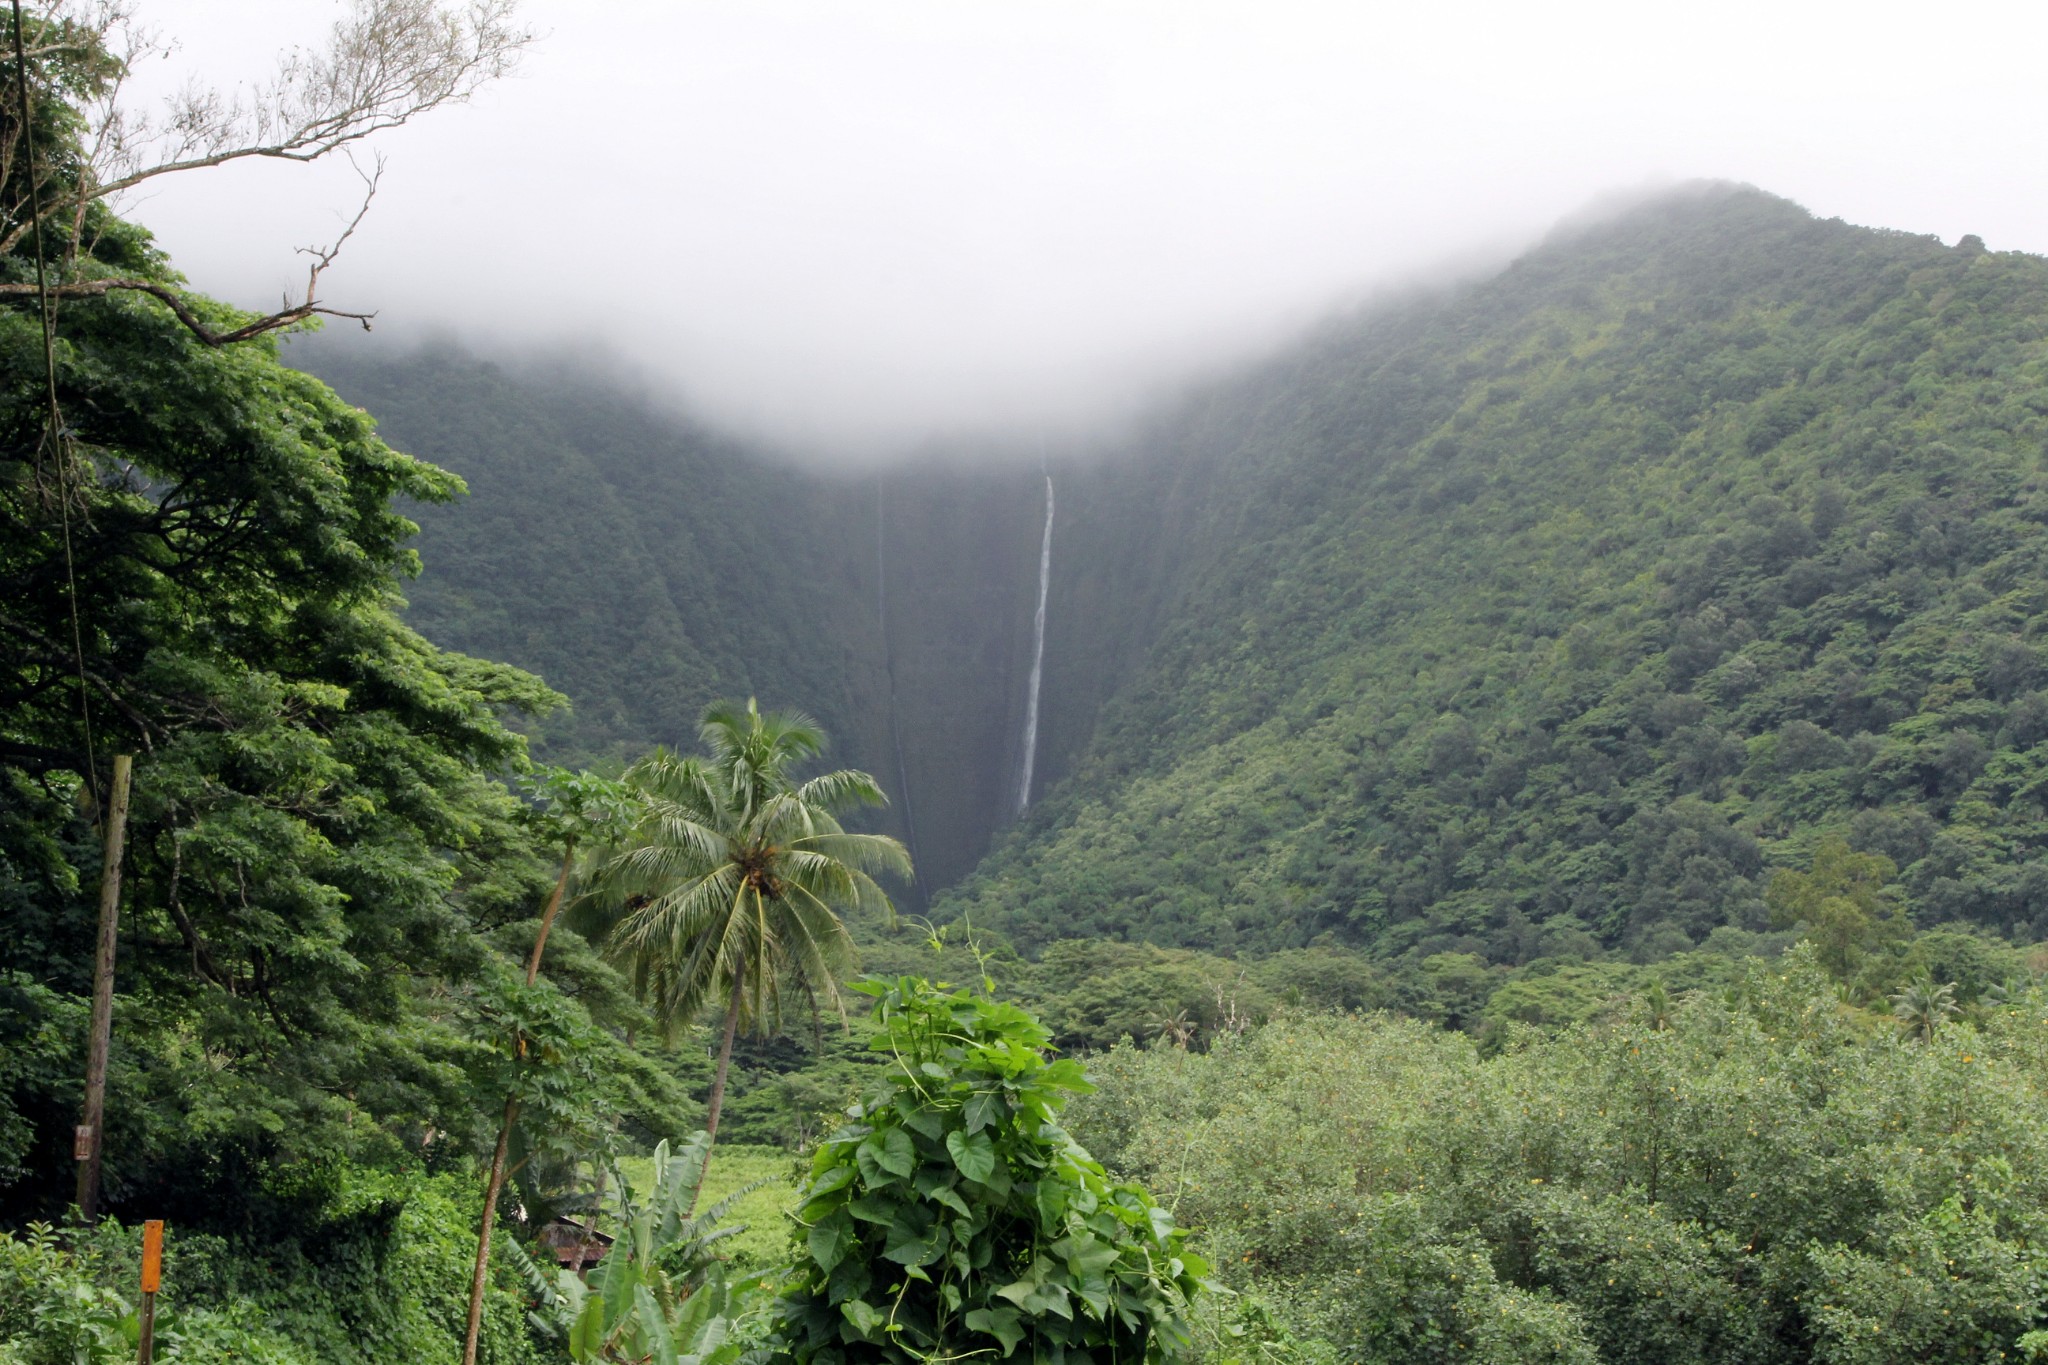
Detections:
[126, 0, 2048, 460]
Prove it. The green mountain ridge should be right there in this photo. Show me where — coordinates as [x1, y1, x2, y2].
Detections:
[303, 183, 2048, 962]
[954, 185, 2048, 957]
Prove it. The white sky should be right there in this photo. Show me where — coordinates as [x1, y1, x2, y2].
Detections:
[125, 0, 2048, 459]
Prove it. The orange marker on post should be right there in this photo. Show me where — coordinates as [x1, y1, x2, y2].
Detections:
[140, 1220, 162, 1292]
[137, 1220, 163, 1364]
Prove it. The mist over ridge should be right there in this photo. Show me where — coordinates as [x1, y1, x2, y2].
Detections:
[302, 179, 1988, 471]
[129, 0, 2048, 461]
[297, 203, 1545, 470]
[297, 181, 1688, 471]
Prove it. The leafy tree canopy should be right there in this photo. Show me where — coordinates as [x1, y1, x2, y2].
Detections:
[0, 2, 674, 1228]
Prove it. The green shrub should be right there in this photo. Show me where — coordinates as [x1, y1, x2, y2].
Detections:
[773, 977, 1208, 1364]
[0, 1162, 546, 1365]
[0, 1221, 312, 1365]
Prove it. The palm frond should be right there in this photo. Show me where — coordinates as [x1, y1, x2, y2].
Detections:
[786, 830, 913, 879]
[794, 767, 889, 814]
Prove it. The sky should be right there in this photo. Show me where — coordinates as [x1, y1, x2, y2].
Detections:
[123, 0, 2048, 460]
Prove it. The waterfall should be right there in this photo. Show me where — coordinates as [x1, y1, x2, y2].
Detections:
[876, 479, 923, 902]
[1017, 474, 1054, 814]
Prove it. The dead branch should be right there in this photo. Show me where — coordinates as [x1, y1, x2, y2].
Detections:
[0, 156, 383, 345]
[0, 149, 401, 346]
[0, 274, 374, 343]
[0, 0, 532, 258]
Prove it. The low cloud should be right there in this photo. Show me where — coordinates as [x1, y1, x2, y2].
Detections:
[128, 0, 2048, 461]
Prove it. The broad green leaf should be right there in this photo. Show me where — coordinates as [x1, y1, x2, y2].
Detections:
[808, 1211, 855, 1273]
[598, 1236, 638, 1328]
[964, 1305, 1025, 1355]
[846, 1193, 896, 1224]
[638, 1283, 678, 1365]
[568, 1296, 607, 1362]
[1021, 1280, 1074, 1320]
[857, 1127, 916, 1183]
[1035, 1177, 1067, 1226]
[804, 1163, 857, 1200]
[964, 1091, 1002, 1134]
[883, 1207, 945, 1267]
[840, 1298, 885, 1338]
[897, 1101, 946, 1139]
[1053, 1233, 1122, 1278]
[947, 1128, 997, 1183]
[1040, 1058, 1095, 1094]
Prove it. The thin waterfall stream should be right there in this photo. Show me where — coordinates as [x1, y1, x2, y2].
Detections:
[875, 479, 923, 900]
[1017, 474, 1054, 814]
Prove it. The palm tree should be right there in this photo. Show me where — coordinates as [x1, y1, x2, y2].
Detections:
[1891, 975, 1960, 1043]
[592, 699, 911, 1179]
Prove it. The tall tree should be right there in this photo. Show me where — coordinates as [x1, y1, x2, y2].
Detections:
[593, 700, 910, 1178]
[0, 0, 558, 1218]
[1766, 837, 1908, 982]
[461, 767, 636, 1365]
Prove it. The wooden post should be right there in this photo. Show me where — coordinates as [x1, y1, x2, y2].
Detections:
[136, 1218, 162, 1365]
[75, 753, 133, 1223]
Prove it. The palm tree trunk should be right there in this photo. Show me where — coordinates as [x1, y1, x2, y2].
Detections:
[689, 964, 746, 1217]
[461, 841, 576, 1365]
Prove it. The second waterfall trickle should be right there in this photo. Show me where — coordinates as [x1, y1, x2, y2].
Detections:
[1017, 474, 1054, 814]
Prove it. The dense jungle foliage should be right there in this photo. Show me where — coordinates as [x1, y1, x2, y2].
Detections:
[0, 10, 711, 1360]
[310, 188, 2048, 979]
[1068, 951, 2048, 1365]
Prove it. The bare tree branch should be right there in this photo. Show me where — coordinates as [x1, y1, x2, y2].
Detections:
[0, 275, 375, 344]
[0, 0, 532, 257]
[0, 148, 396, 347]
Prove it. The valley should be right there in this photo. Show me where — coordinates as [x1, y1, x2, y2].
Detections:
[305, 184, 2048, 964]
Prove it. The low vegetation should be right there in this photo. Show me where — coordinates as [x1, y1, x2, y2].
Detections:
[1072, 950, 2048, 1365]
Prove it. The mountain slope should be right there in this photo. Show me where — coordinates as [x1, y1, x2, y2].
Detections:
[946, 186, 2048, 956]
[307, 184, 2048, 962]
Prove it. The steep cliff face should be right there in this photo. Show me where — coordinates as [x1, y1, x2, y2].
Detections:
[300, 347, 1118, 896]
[307, 184, 2048, 956]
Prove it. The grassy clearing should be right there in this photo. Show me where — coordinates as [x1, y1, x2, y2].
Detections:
[613, 1143, 805, 1271]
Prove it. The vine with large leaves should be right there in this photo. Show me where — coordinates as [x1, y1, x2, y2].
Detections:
[774, 976, 1207, 1365]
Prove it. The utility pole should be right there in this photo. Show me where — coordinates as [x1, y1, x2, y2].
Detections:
[75, 753, 133, 1222]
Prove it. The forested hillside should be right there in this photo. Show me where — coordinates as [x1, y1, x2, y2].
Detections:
[315, 186, 2048, 968]
[955, 188, 2048, 961]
